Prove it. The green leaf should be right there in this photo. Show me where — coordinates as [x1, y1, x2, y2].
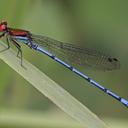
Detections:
[0, 41, 108, 128]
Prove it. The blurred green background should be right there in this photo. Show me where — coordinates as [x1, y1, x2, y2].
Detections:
[0, 0, 128, 127]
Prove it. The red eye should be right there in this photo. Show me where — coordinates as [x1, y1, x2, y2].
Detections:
[0, 24, 6, 31]
[1, 24, 6, 29]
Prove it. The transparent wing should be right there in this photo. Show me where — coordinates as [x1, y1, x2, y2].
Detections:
[31, 34, 120, 71]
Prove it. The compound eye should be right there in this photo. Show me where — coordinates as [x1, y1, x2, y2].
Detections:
[1, 24, 6, 30]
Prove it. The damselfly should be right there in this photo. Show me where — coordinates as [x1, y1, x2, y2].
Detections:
[0, 20, 127, 108]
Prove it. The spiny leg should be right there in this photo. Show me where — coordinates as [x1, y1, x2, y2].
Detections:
[10, 38, 23, 66]
[5, 34, 10, 49]
[0, 32, 6, 38]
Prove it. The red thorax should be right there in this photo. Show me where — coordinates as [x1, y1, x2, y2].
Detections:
[0, 20, 29, 36]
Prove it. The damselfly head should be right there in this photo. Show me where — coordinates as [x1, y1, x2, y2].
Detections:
[0, 20, 7, 32]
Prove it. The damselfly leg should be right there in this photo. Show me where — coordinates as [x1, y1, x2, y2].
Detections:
[0, 33, 23, 66]
[10, 38, 23, 66]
